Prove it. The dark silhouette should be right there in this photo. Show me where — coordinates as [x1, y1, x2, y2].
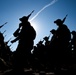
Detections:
[0, 32, 11, 72]
[0, 32, 5, 59]
[1, 14, 76, 75]
[50, 29, 56, 43]
[49, 15, 71, 71]
[10, 10, 36, 73]
[71, 31, 76, 51]
[43, 36, 50, 46]
[71, 31, 76, 62]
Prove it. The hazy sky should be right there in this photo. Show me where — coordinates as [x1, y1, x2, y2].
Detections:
[0, 0, 76, 51]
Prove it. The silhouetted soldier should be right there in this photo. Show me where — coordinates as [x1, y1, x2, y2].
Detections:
[54, 18, 71, 52]
[35, 40, 45, 69]
[71, 31, 76, 51]
[11, 11, 36, 72]
[0, 32, 5, 58]
[4, 40, 12, 67]
[71, 31, 76, 62]
[46, 29, 58, 71]
[50, 15, 71, 70]
[43, 36, 50, 46]
[49, 29, 57, 53]
[0, 32, 9, 71]
[43, 36, 50, 67]
[50, 29, 56, 43]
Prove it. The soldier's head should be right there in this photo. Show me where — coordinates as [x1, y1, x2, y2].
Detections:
[43, 36, 49, 41]
[71, 31, 76, 35]
[19, 16, 29, 22]
[54, 19, 63, 26]
[50, 29, 56, 34]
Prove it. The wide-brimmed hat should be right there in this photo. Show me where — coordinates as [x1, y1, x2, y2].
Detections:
[71, 31, 76, 35]
[19, 16, 29, 21]
[43, 36, 49, 40]
[54, 19, 63, 24]
[50, 29, 56, 34]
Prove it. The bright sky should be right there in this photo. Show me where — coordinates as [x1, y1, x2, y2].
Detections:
[0, 0, 76, 51]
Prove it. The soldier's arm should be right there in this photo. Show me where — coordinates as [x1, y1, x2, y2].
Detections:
[11, 37, 19, 43]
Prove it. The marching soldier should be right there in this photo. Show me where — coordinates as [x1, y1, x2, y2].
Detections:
[11, 10, 36, 72]
[50, 15, 71, 70]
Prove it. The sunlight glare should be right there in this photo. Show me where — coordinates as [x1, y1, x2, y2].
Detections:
[31, 21, 39, 33]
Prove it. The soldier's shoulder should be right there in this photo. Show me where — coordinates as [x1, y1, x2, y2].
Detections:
[62, 24, 68, 28]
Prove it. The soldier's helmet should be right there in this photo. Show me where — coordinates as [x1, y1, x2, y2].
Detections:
[50, 29, 56, 34]
[43, 36, 49, 41]
[54, 19, 63, 24]
[19, 16, 29, 21]
[19, 10, 34, 21]
[71, 31, 76, 35]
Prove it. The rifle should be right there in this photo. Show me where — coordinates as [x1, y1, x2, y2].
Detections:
[11, 36, 19, 43]
[0, 22, 8, 28]
[2, 30, 6, 34]
[13, 27, 20, 37]
[6, 37, 12, 44]
[27, 10, 34, 19]
[62, 14, 68, 23]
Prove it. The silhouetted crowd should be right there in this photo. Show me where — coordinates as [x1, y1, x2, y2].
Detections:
[0, 13, 76, 75]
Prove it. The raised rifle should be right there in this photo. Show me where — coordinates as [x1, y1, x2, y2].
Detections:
[27, 10, 34, 19]
[62, 14, 68, 23]
[13, 27, 20, 37]
[0, 22, 8, 28]
[2, 30, 6, 34]
[13, 10, 34, 37]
